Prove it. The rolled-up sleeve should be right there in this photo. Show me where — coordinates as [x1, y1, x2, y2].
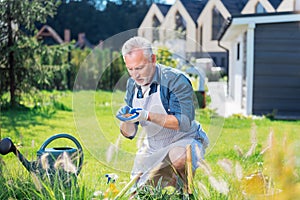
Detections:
[168, 74, 195, 132]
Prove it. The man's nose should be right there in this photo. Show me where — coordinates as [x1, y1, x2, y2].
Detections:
[132, 70, 140, 78]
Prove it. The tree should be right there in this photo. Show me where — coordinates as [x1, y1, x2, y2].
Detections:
[0, 0, 60, 107]
[46, 0, 151, 44]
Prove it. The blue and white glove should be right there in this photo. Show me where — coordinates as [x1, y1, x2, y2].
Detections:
[130, 108, 149, 123]
[116, 105, 138, 122]
[116, 106, 148, 123]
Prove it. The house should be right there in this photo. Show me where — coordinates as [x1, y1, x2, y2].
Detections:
[158, 0, 207, 55]
[219, 11, 300, 119]
[277, 0, 300, 11]
[138, 0, 300, 117]
[138, 3, 171, 42]
[36, 25, 94, 49]
[196, 0, 247, 72]
[138, 0, 294, 73]
[75, 33, 94, 49]
[36, 25, 65, 45]
[138, 0, 248, 71]
[241, 0, 282, 14]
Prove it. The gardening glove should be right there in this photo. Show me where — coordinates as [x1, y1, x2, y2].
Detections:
[116, 106, 148, 123]
[128, 108, 149, 123]
[116, 105, 139, 122]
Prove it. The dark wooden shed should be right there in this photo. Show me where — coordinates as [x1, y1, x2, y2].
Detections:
[220, 12, 300, 119]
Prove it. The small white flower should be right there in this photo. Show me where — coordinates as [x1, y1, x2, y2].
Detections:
[93, 190, 103, 197]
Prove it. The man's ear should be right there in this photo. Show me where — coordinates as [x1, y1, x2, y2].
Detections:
[151, 54, 156, 63]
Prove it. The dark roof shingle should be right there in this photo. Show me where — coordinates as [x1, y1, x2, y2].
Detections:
[156, 3, 171, 16]
[268, 0, 283, 9]
[180, 0, 208, 23]
[221, 0, 248, 15]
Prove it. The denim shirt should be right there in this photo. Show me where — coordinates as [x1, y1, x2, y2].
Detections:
[124, 64, 195, 132]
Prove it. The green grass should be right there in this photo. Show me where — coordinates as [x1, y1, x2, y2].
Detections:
[1, 90, 300, 199]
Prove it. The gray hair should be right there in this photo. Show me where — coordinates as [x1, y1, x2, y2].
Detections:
[121, 36, 153, 61]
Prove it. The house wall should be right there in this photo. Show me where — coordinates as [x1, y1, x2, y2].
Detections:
[278, 0, 300, 11]
[241, 0, 276, 14]
[138, 4, 166, 42]
[160, 1, 197, 53]
[297, 0, 300, 10]
[228, 34, 245, 109]
[252, 21, 300, 118]
[277, 0, 295, 11]
[197, 0, 230, 51]
[196, 0, 230, 69]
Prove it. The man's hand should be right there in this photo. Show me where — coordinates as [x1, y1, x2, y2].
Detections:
[129, 108, 149, 123]
[116, 105, 138, 122]
[116, 106, 148, 123]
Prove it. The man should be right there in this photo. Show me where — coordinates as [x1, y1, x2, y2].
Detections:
[116, 36, 209, 190]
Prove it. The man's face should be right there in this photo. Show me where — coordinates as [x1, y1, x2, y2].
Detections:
[124, 49, 156, 86]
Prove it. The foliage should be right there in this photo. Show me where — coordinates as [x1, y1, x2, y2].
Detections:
[46, 0, 151, 44]
[0, 39, 71, 107]
[0, 0, 60, 107]
[0, 159, 93, 200]
[0, 42, 127, 107]
[98, 50, 127, 91]
[135, 180, 184, 200]
[70, 47, 127, 91]
[1, 91, 300, 199]
[34, 43, 72, 90]
[156, 47, 178, 68]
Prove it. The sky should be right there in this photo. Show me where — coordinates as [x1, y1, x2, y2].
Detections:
[165, 0, 176, 4]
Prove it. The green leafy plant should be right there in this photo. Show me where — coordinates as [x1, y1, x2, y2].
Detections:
[0, 0, 60, 107]
[156, 47, 178, 68]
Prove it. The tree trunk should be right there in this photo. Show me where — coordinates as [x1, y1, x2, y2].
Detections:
[7, 2, 16, 107]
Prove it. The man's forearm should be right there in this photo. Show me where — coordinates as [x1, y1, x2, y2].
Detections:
[148, 112, 179, 130]
[120, 122, 137, 138]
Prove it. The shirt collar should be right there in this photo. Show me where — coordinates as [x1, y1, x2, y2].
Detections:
[134, 64, 160, 98]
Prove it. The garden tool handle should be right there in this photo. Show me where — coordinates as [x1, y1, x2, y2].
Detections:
[186, 144, 193, 194]
[38, 133, 84, 175]
[114, 172, 142, 200]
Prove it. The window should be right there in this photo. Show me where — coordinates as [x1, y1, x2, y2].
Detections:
[175, 11, 186, 39]
[152, 15, 160, 42]
[212, 7, 225, 40]
[199, 26, 203, 49]
[152, 15, 160, 27]
[255, 2, 266, 13]
[237, 42, 240, 60]
[212, 56, 217, 65]
[221, 57, 226, 68]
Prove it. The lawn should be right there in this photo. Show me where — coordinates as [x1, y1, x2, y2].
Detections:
[1, 90, 300, 199]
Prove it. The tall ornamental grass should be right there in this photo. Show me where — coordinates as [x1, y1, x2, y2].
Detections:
[1, 90, 299, 199]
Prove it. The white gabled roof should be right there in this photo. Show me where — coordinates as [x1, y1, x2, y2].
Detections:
[241, 0, 277, 14]
[139, 3, 171, 28]
[220, 12, 300, 41]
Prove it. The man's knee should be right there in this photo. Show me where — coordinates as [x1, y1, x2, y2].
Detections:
[168, 147, 186, 171]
